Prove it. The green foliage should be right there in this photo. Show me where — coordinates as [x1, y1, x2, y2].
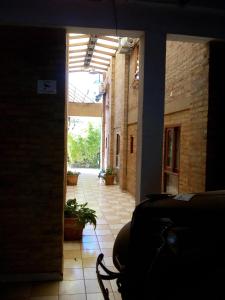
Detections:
[105, 167, 115, 175]
[67, 170, 80, 176]
[64, 199, 97, 228]
[67, 123, 101, 168]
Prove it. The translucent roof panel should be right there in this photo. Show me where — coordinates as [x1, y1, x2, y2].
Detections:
[90, 62, 108, 69]
[70, 58, 85, 62]
[69, 45, 88, 51]
[69, 33, 87, 37]
[69, 38, 89, 45]
[97, 38, 119, 47]
[92, 52, 112, 60]
[69, 51, 87, 57]
[69, 62, 84, 67]
[95, 45, 116, 54]
[67, 33, 124, 74]
[105, 35, 119, 39]
[92, 57, 110, 65]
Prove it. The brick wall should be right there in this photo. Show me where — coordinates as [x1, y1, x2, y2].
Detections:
[0, 26, 66, 280]
[165, 41, 209, 193]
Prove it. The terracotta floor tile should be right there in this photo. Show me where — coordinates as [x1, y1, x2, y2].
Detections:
[81, 249, 101, 258]
[59, 295, 86, 300]
[64, 242, 81, 250]
[59, 280, 85, 295]
[85, 279, 112, 294]
[95, 229, 112, 236]
[64, 258, 83, 269]
[82, 257, 98, 268]
[113, 292, 122, 299]
[82, 242, 100, 250]
[86, 293, 114, 300]
[100, 248, 113, 257]
[83, 267, 97, 279]
[31, 297, 58, 300]
[63, 268, 84, 280]
[97, 235, 115, 242]
[99, 241, 114, 249]
[64, 250, 82, 259]
[82, 235, 98, 243]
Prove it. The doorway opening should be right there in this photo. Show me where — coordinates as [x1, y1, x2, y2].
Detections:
[66, 29, 141, 196]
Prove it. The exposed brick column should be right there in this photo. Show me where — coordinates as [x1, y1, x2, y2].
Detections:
[0, 26, 66, 281]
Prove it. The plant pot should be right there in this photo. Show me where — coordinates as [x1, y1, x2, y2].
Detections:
[105, 175, 115, 185]
[64, 217, 84, 240]
[67, 174, 79, 186]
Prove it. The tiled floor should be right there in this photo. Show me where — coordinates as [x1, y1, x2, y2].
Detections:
[2, 169, 135, 300]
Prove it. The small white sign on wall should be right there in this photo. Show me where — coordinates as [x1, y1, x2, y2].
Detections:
[37, 80, 57, 94]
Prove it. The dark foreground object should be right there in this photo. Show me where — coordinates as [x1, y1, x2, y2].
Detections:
[96, 191, 225, 300]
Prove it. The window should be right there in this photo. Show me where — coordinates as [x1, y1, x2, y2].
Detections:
[164, 127, 180, 173]
[130, 136, 134, 154]
[116, 134, 120, 167]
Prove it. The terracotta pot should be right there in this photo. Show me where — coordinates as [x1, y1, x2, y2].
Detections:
[67, 174, 78, 185]
[64, 217, 84, 240]
[105, 175, 115, 185]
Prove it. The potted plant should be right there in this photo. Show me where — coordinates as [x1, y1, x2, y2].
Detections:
[67, 170, 80, 186]
[103, 167, 116, 185]
[64, 198, 97, 240]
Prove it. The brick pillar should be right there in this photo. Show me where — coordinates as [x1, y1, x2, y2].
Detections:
[0, 26, 66, 281]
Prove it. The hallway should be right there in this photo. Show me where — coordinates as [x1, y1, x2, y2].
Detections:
[2, 169, 135, 300]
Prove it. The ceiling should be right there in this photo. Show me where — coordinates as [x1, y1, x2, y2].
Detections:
[67, 33, 120, 74]
[128, 0, 225, 10]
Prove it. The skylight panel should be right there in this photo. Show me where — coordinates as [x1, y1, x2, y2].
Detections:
[69, 51, 86, 57]
[69, 62, 84, 67]
[90, 62, 107, 69]
[92, 57, 110, 64]
[93, 52, 112, 59]
[69, 38, 89, 45]
[95, 45, 115, 54]
[69, 58, 85, 62]
[97, 38, 119, 47]
[69, 33, 86, 37]
[69, 45, 87, 51]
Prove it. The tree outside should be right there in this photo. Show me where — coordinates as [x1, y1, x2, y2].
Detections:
[68, 118, 101, 168]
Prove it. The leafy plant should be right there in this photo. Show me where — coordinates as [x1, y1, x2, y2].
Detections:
[67, 170, 80, 176]
[64, 199, 97, 228]
[105, 167, 115, 176]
